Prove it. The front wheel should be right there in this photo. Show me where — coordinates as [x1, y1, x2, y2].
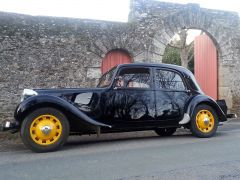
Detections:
[190, 104, 218, 138]
[20, 107, 70, 153]
[155, 127, 177, 136]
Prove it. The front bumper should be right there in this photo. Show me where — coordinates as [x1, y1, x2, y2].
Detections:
[0, 120, 19, 133]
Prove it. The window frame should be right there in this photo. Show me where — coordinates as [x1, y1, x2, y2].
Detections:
[112, 66, 154, 90]
[153, 68, 188, 92]
[97, 66, 117, 88]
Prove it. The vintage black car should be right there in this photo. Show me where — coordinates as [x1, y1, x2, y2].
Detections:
[0, 63, 234, 152]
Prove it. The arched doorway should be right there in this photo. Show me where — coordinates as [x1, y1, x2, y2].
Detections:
[150, 4, 235, 112]
[101, 50, 132, 74]
[194, 34, 218, 100]
[161, 29, 218, 100]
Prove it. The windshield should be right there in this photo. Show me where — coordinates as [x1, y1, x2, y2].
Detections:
[97, 67, 117, 88]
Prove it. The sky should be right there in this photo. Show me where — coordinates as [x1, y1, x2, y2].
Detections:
[0, 0, 239, 22]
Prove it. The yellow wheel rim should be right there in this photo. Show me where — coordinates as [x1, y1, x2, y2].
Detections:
[196, 110, 215, 133]
[30, 115, 62, 146]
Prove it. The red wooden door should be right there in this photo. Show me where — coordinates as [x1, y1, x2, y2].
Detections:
[101, 50, 131, 74]
[194, 35, 218, 99]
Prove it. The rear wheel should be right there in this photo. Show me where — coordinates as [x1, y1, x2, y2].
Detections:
[20, 107, 69, 153]
[190, 104, 218, 138]
[155, 127, 177, 136]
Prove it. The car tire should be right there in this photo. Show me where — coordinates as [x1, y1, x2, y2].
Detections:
[20, 107, 70, 153]
[190, 104, 218, 138]
[155, 127, 177, 136]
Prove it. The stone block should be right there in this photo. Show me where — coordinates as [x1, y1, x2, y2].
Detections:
[86, 68, 101, 79]
[218, 87, 233, 109]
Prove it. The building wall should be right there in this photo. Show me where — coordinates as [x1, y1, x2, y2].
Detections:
[0, 0, 240, 122]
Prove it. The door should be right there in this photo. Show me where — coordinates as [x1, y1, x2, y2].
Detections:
[194, 35, 218, 99]
[104, 67, 155, 128]
[154, 68, 190, 126]
[101, 50, 131, 74]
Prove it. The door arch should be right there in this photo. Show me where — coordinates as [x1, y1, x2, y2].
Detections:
[101, 50, 132, 74]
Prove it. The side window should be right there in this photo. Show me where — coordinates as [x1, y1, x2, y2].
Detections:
[115, 68, 151, 88]
[155, 69, 186, 90]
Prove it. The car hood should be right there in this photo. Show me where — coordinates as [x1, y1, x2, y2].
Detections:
[33, 87, 104, 97]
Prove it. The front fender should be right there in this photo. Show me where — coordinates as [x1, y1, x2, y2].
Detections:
[186, 95, 227, 122]
[14, 95, 111, 128]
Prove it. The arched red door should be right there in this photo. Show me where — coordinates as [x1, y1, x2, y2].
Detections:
[194, 35, 218, 99]
[101, 50, 131, 74]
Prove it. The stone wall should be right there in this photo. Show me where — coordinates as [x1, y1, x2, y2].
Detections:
[0, 11, 154, 121]
[0, 0, 240, 122]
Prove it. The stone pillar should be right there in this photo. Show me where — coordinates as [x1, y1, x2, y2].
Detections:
[218, 65, 233, 111]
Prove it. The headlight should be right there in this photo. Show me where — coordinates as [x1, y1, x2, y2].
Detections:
[20, 89, 38, 102]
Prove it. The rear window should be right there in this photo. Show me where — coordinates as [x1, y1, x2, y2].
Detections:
[155, 69, 186, 91]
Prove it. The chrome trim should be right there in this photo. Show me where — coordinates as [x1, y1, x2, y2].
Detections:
[5, 121, 10, 128]
[41, 126, 52, 135]
[0, 120, 19, 132]
[21, 89, 38, 102]
[203, 117, 210, 125]
[179, 113, 190, 125]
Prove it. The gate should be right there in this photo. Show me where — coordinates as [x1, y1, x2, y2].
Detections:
[101, 50, 131, 74]
[194, 35, 218, 99]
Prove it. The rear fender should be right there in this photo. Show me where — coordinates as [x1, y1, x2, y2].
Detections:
[185, 95, 227, 122]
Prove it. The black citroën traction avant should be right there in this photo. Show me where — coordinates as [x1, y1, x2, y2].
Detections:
[0, 63, 235, 152]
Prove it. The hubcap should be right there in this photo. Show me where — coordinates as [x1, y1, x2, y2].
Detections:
[30, 115, 62, 146]
[203, 117, 210, 125]
[196, 110, 215, 133]
[41, 125, 52, 135]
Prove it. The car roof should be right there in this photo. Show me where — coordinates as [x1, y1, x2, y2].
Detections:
[116, 63, 192, 77]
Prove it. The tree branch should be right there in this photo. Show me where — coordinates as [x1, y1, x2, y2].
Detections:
[188, 53, 194, 63]
[168, 43, 181, 50]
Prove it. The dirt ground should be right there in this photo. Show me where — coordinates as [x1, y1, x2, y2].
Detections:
[0, 132, 24, 152]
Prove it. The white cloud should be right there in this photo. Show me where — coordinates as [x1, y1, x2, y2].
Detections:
[0, 0, 130, 22]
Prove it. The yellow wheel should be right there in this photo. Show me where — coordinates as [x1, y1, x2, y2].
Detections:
[30, 115, 62, 146]
[191, 104, 218, 138]
[21, 108, 69, 153]
[196, 110, 215, 133]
